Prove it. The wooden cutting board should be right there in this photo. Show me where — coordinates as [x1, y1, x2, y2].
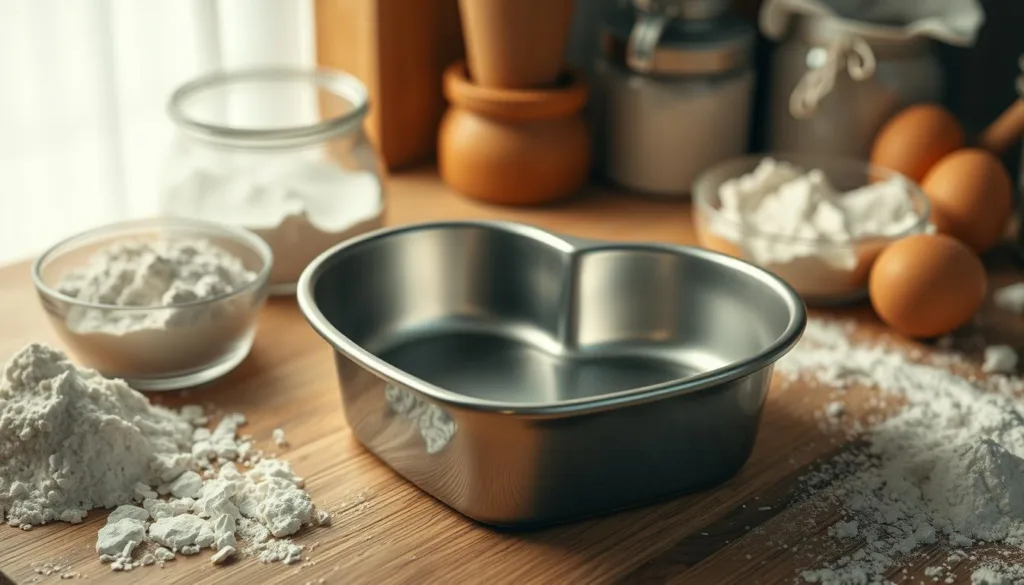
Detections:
[0, 169, 1020, 585]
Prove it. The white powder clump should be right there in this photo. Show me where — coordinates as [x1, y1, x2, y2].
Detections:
[829, 520, 858, 539]
[984, 345, 1019, 375]
[164, 156, 384, 293]
[168, 471, 204, 499]
[709, 158, 921, 299]
[784, 321, 1024, 584]
[0, 343, 330, 571]
[971, 562, 1024, 585]
[272, 428, 288, 447]
[149, 514, 216, 550]
[52, 238, 260, 381]
[56, 238, 255, 333]
[824, 401, 845, 419]
[210, 545, 236, 564]
[0, 343, 192, 527]
[994, 284, 1024, 315]
[96, 518, 147, 555]
[107, 505, 150, 523]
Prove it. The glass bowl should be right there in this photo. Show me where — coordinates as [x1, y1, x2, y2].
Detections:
[693, 153, 932, 306]
[32, 218, 273, 390]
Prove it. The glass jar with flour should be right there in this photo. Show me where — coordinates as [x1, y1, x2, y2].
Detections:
[161, 68, 386, 295]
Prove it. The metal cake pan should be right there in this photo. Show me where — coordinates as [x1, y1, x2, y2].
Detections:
[297, 221, 805, 526]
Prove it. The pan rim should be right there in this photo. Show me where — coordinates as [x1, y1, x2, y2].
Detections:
[296, 220, 807, 418]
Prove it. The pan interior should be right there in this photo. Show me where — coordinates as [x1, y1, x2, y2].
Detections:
[313, 225, 795, 405]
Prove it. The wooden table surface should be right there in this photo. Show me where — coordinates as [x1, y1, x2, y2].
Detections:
[0, 169, 1020, 585]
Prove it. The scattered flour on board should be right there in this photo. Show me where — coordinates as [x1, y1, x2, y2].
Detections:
[272, 428, 288, 448]
[995, 284, 1024, 315]
[779, 317, 1024, 584]
[984, 345, 1019, 375]
[0, 343, 330, 572]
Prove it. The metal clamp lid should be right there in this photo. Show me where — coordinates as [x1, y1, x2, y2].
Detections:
[631, 0, 730, 21]
[606, 7, 754, 76]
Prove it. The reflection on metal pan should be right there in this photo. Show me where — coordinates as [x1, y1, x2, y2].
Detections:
[299, 220, 805, 526]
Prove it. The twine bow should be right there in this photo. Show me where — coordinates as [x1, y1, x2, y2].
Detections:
[789, 35, 877, 119]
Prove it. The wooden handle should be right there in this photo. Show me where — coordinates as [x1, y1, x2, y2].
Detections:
[979, 99, 1024, 155]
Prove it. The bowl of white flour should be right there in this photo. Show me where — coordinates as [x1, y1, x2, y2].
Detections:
[32, 218, 272, 390]
[693, 154, 931, 305]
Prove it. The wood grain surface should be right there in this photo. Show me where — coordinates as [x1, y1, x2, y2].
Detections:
[0, 169, 1021, 585]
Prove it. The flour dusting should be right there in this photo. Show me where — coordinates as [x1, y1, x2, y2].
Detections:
[785, 320, 1024, 584]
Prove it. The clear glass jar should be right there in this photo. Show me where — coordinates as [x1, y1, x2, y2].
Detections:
[161, 68, 387, 295]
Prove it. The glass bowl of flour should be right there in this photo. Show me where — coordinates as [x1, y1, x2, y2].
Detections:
[693, 154, 932, 306]
[32, 218, 272, 390]
[161, 67, 386, 296]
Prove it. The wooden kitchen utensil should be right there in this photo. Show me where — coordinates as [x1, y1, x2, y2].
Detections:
[438, 62, 590, 204]
[458, 0, 576, 89]
[979, 100, 1024, 155]
[315, 0, 463, 170]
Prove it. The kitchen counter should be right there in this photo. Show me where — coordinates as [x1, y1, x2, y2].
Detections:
[0, 168, 1020, 584]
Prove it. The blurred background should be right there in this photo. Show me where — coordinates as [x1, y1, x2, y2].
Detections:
[0, 0, 1021, 266]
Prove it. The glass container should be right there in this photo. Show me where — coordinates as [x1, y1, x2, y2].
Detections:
[161, 67, 387, 295]
[693, 153, 932, 306]
[33, 218, 272, 390]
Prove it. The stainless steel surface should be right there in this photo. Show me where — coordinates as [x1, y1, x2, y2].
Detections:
[626, 12, 669, 73]
[298, 221, 805, 526]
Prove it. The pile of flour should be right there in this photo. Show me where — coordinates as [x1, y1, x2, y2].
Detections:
[163, 156, 384, 293]
[54, 238, 258, 380]
[781, 318, 1024, 584]
[710, 158, 921, 298]
[0, 343, 328, 570]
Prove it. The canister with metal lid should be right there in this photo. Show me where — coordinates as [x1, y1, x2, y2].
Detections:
[765, 14, 944, 159]
[593, 0, 755, 197]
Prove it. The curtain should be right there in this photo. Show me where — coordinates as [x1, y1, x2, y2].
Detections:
[0, 0, 315, 266]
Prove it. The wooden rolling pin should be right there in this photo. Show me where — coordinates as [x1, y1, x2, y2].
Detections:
[979, 55, 1024, 155]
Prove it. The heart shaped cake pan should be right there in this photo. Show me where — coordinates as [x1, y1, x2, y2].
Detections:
[298, 221, 806, 526]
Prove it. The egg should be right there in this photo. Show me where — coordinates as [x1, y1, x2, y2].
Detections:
[869, 233, 986, 339]
[870, 104, 964, 182]
[920, 148, 1013, 253]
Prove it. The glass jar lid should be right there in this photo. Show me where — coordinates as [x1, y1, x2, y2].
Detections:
[168, 67, 369, 150]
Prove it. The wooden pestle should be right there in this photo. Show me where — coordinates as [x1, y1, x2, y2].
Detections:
[978, 56, 1024, 155]
[979, 99, 1024, 155]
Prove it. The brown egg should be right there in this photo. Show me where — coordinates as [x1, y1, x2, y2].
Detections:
[869, 233, 986, 339]
[870, 104, 964, 182]
[920, 148, 1013, 253]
